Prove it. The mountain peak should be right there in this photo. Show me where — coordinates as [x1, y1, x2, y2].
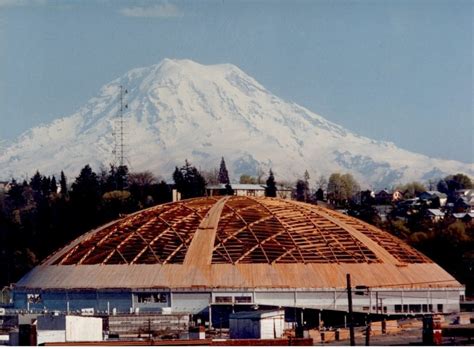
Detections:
[0, 60, 472, 187]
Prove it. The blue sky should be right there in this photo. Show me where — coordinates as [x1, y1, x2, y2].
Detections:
[0, 0, 472, 163]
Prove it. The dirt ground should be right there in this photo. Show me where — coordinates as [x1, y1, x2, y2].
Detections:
[314, 327, 473, 346]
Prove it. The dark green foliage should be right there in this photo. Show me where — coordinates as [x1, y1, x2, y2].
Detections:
[225, 183, 234, 196]
[173, 160, 206, 199]
[5, 180, 27, 209]
[437, 173, 473, 200]
[50, 176, 58, 194]
[60, 171, 68, 197]
[30, 171, 42, 192]
[265, 169, 277, 197]
[315, 188, 324, 201]
[101, 190, 133, 221]
[105, 165, 129, 192]
[70, 165, 101, 231]
[0, 164, 174, 287]
[348, 204, 381, 226]
[295, 179, 309, 202]
[218, 157, 230, 184]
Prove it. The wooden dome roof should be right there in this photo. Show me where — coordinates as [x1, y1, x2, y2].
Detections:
[16, 196, 461, 290]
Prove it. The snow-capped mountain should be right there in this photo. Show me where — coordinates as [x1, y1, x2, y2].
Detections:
[1, 59, 472, 188]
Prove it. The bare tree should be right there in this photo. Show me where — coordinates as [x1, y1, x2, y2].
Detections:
[256, 167, 265, 184]
[316, 175, 328, 191]
[129, 171, 157, 187]
[202, 168, 219, 185]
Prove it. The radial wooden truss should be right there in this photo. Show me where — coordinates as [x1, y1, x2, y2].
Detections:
[51, 196, 430, 266]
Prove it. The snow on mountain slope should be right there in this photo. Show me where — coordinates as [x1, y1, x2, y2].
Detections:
[0, 58, 472, 188]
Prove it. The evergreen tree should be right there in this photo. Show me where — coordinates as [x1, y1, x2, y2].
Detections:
[154, 180, 172, 204]
[225, 183, 234, 196]
[30, 171, 42, 192]
[315, 188, 324, 201]
[173, 160, 206, 199]
[40, 176, 51, 196]
[6, 179, 26, 209]
[70, 165, 101, 229]
[218, 157, 230, 184]
[59, 171, 68, 197]
[295, 179, 309, 202]
[265, 169, 277, 197]
[50, 176, 58, 194]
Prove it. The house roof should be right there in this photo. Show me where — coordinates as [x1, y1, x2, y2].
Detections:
[207, 183, 292, 191]
[453, 212, 474, 219]
[207, 183, 265, 190]
[229, 310, 284, 320]
[420, 191, 447, 199]
[427, 209, 444, 216]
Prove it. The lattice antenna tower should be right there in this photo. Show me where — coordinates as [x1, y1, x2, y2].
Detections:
[113, 85, 128, 167]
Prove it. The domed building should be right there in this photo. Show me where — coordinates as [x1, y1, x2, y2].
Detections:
[13, 196, 463, 319]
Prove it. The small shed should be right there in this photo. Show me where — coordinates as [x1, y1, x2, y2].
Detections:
[229, 310, 285, 339]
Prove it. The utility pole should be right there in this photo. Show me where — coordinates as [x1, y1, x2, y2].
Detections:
[347, 273, 356, 346]
[375, 291, 379, 314]
[365, 316, 371, 346]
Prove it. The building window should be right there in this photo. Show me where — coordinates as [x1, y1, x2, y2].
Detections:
[429, 304, 433, 312]
[403, 304, 408, 312]
[437, 304, 443, 313]
[422, 304, 428, 312]
[235, 296, 252, 304]
[394, 305, 402, 313]
[215, 296, 232, 303]
[27, 294, 42, 304]
[362, 306, 370, 311]
[137, 293, 167, 304]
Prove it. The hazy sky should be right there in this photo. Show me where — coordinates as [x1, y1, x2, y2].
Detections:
[0, 0, 472, 163]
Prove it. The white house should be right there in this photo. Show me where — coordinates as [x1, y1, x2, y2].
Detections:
[206, 184, 292, 199]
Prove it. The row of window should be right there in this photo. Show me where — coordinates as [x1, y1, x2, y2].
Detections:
[214, 296, 252, 304]
[136, 293, 168, 304]
[394, 304, 443, 313]
[360, 304, 444, 313]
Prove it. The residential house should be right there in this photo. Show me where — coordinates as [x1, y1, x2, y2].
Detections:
[375, 190, 392, 205]
[206, 184, 292, 199]
[426, 209, 445, 222]
[419, 191, 448, 207]
[452, 212, 474, 223]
